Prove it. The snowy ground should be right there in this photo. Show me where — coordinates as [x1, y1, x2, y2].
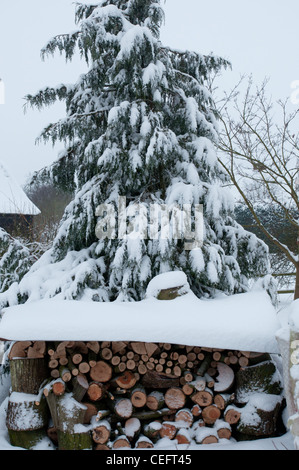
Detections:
[0, 289, 295, 451]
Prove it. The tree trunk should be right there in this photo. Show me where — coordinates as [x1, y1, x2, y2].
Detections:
[10, 358, 48, 394]
[57, 429, 93, 450]
[6, 394, 49, 433]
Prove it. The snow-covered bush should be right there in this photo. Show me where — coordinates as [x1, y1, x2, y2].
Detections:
[0, 0, 270, 307]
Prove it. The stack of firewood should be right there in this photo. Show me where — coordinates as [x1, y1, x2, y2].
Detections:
[6, 340, 284, 450]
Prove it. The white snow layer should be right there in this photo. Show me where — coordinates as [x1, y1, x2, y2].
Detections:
[0, 160, 40, 215]
[286, 299, 299, 333]
[0, 287, 280, 353]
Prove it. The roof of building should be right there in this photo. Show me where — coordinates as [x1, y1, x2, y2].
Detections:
[0, 161, 40, 216]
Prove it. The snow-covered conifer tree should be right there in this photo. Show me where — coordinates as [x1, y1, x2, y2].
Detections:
[0, 228, 33, 294]
[0, 0, 270, 306]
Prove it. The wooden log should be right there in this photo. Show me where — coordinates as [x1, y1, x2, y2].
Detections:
[6, 393, 49, 433]
[112, 370, 137, 390]
[184, 371, 194, 383]
[141, 371, 180, 389]
[131, 342, 147, 355]
[215, 420, 232, 440]
[68, 358, 79, 377]
[95, 409, 111, 421]
[212, 351, 222, 362]
[50, 369, 60, 379]
[57, 429, 93, 450]
[113, 398, 133, 419]
[202, 435, 218, 445]
[237, 403, 282, 438]
[111, 356, 121, 366]
[135, 435, 154, 448]
[224, 406, 241, 425]
[54, 394, 90, 451]
[143, 421, 162, 441]
[239, 351, 270, 365]
[146, 391, 165, 411]
[114, 363, 127, 374]
[48, 359, 59, 369]
[59, 357, 69, 366]
[138, 363, 147, 375]
[182, 383, 194, 396]
[126, 359, 136, 371]
[59, 366, 72, 383]
[197, 355, 212, 377]
[72, 375, 89, 403]
[87, 382, 106, 402]
[8, 429, 46, 450]
[82, 403, 101, 424]
[228, 355, 238, 365]
[205, 373, 215, 388]
[131, 408, 174, 421]
[124, 417, 141, 441]
[47, 343, 56, 357]
[55, 341, 71, 358]
[47, 426, 58, 446]
[159, 422, 177, 439]
[101, 348, 113, 361]
[51, 379, 66, 397]
[194, 427, 218, 445]
[214, 363, 235, 393]
[90, 361, 113, 383]
[187, 352, 197, 362]
[78, 362, 90, 374]
[145, 343, 159, 358]
[111, 342, 127, 355]
[164, 387, 186, 410]
[27, 341, 46, 359]
[214, 393, 235, 411]
[191, 404, 202, 417]
[92, 420, 111, 445]
[112, 436, 131, 449]
[130, 386, 147, 408]
[71, 353, 83, 365]
[235, 360, 283, 405]
[73, 341, 89, 354]
[175, 408, 193, 427]
[87, 341, 100, 354]
[238, 356, 249, 367]
[10, 358, 48, 394]
[8, 341, 32, 359]
[191, 389, 213, 407]
[178, 354, 187, 365]
[201, 405, 221, 425]
[176, 428, 191, 445]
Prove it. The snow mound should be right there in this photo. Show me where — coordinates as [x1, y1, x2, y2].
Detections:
[286, 299, 299, 332]
[146, 271, 190, 298]
[0, 288, 280, 354]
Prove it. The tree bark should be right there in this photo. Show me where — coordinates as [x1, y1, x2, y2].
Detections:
[10, 358, 48, 394]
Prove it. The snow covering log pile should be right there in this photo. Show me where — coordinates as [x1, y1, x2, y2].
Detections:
[6, 339, 285, 450]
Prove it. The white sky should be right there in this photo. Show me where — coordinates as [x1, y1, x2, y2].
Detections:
[0, 0, 298, 185]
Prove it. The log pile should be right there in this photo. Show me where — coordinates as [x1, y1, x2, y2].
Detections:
[6, 340, 285, 450]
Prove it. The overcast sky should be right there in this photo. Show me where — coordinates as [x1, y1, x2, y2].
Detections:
[0, 0, 298, 185]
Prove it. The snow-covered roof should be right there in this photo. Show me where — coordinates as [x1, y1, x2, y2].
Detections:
[0, 161, 40, 216]
[0, 290, 281, 353]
